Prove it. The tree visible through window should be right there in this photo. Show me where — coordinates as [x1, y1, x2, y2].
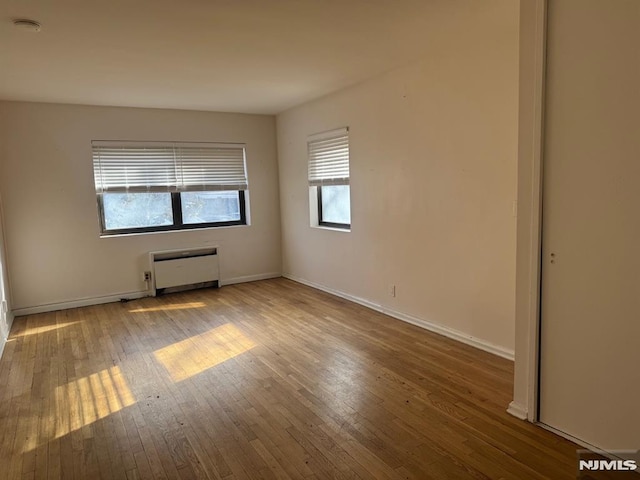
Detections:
[102, 193, 173, 230]
[181, 191, 242, 224]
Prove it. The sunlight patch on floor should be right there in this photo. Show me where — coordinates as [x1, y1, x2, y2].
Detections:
[154, 323, 256, 382]
[128, 301, 206, 313]
[13, 321, 79, 338]
[52, 365, 135, 440]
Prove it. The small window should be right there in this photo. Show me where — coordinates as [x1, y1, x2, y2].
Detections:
[308, 128, 351, 230]
[92, 141, 248, 235]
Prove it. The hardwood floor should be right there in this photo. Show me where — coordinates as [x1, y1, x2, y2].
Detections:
[0, 278, 581, 479]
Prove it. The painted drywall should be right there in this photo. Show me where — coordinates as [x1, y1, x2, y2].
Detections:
[277, 0, 519, 353]
[0, 102, 281, 313]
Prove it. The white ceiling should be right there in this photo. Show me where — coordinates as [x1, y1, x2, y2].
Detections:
[0, 0, 484, 114]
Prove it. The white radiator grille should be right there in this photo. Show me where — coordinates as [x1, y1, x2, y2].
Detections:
[149, 247, 219, 296]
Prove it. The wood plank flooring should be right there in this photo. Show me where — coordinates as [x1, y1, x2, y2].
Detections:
[0, 278, 582, 479]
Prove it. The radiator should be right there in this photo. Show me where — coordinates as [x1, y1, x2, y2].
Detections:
[149, 247, 219, 296]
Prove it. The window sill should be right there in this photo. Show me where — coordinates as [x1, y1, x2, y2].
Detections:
[311, 225, 351, 233]
[99, 223, 249, 238]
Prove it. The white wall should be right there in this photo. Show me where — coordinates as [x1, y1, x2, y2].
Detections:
[277, 0, 519, 355]
[0, 102, 281, 313]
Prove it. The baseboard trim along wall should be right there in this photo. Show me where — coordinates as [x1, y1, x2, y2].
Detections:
[12, 272, 284, 317]
[283, 273, 515, 361]
[507, 401, 529, 420]
[12, 272, 515, 361]
[220, 272, 282, 287]
[12, 291, 150, 317]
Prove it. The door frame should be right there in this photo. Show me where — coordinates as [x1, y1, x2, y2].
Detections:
[509, 0, 547, 423]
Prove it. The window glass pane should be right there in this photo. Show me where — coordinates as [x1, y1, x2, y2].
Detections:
[320, 185, 351, 225]
[102, 193, 173, 230]
[181, 191, 241, 224]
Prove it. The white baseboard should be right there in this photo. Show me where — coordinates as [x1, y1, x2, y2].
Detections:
[283, 273, 515, 361]
[12, 273, 283, 317]
[507, 401, 528, 420]
[537, 423, 604, 453]
[12, 291, 149, 317]
[220, 272, 281, 287]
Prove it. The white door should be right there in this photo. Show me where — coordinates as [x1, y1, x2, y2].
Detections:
[539, 0, 640, 450]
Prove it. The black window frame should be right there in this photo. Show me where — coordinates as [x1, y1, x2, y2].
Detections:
[97, 190, 246, 236]
[317, 186, 350, 230]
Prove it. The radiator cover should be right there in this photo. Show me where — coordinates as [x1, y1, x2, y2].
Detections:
[149, 247, 219, 296]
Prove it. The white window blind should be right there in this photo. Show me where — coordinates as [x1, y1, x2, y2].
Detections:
[92, 141, 248, 193]
[308, 127, 349, 186]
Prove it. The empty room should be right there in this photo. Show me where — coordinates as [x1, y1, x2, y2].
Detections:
[0, 0, 638, 478]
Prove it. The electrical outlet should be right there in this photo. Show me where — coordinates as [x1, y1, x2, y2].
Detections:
[389, 284, 396, 297]
[143, 271, 151, 282]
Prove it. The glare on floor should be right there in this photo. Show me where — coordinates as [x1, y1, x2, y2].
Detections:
[154, 323, 256, 382]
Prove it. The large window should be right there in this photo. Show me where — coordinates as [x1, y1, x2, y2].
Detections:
[308, 128, 351, 229]
[92, 141, 248, 235]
